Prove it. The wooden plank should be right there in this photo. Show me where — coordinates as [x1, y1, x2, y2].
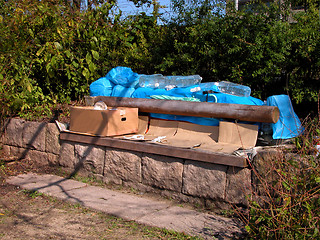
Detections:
[60, 132, 248, 168]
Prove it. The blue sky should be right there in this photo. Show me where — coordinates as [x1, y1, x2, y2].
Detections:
[116, 0, 172, 17]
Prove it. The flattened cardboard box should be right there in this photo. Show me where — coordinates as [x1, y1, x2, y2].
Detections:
[69, 106, 138, 137]
[120, 118, 259, 154]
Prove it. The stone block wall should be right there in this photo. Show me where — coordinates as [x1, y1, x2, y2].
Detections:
[1, 118, 254, 208]
[1, 118, 60, 166]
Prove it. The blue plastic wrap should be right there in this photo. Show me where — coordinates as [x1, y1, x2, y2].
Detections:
[194, 92, 264, 105]
[132, 85, 200, 99]
[90, 76, 114, 96]
[150, 95, 200, 102]
[149, 113, 221, 126]
[169, 85, 200, 97]
[111, 85, 136, 98]
[106, 66, 139, 88]
[132, 87, 169, 99]
[267, 95, 303, 139]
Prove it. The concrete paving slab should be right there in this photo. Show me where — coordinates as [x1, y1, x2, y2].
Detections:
[51, 186, 169, 220]
[89, 191, 169, 221]
[6, 173, 245, 239]
[7, 173, 87, 195]
[137, 205, 243, 239]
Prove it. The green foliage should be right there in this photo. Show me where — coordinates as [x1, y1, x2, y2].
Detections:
[0, 0, 319, 120]
[244, 117, 320, 239]
[246, 162, 320, 239]
[287, 9, 320, 104]
[169, 0, 319, 105]
[22, 190, 44, 199]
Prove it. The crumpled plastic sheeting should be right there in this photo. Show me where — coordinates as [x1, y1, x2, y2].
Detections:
[111, 85, 136, 98]
[267, 95, 304, 140]
[106, 66, 139, 88]
[90, 76, 114, 96]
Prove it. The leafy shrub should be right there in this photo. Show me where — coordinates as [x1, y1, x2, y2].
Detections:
[243, 116, 320, 239]
[0, 0, 319, 120]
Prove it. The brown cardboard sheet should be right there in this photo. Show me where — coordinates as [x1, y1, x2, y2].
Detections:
[116, 118, 258, 154]
[137, 115, 149, 134]
[198, 121, 258, 153]
[218, 121, 259, 149]
[144, 119, 178, 141]
[163, 122, 219, 149]
[147, 120, 258, 154]
[117, 118, 178, 142]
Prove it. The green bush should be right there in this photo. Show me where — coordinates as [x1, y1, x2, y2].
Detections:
[164, 1, 319, 103]
[243, 117, 320, 239]
[0, 0, 319, 120]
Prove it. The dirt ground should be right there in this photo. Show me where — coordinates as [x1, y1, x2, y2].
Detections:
[0, 150, 200, 240]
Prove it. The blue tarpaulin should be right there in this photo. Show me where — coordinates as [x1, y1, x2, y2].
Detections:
[89, 76, 114, 97]
[111, 85, 136, 98]
[106, 66, 139, 88]
[267, 95, 304, 139]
